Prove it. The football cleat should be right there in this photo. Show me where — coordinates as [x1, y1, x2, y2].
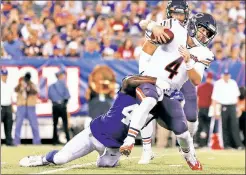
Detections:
[138, 150, 154, 164]
[119, 144, 134, 157]
[180, 150, 202, 170]
[19, 155, 48, 167]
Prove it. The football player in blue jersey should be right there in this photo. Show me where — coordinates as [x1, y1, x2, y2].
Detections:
[19, 75, 169, 167]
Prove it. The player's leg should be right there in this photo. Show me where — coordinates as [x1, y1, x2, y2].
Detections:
[138, 120, 154, 164]
[120, 83, 159, 155]
[19, 127, 95, 167]
[181, 81, 199, 138]
[183, 98, 198, 138]
[160, 96, 202, 170]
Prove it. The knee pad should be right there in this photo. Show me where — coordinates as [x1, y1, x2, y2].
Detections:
[172, 119, 188, 135]
[136, 83, 159, 101]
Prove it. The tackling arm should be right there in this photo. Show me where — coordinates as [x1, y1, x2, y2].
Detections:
[121, 75, 170, 95]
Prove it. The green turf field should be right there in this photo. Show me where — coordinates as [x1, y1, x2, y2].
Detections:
[1, 145, 245, 174]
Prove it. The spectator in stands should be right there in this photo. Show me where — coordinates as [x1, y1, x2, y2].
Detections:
[146, 6, 163, 24]
[14, 72, 41, 145]
[42, 20, 57, 41]
[42, 34, 60, 58]
[1, 42, 9, 58]
[82, 37, 101, 60]
[3, 30, 24, 59]
[228, 1, 245, 22]
[64, 1, 83, 16]
[0, 1, 245, 61]
[100, 35, 118, 60]
[9, 21, 21, 40]
[116, 38, 135, 60]
[211, 69, 244, 149]
[223, 23, 241, 57]
[48, 70, 71, 145]
[1, 69, 14, 146]
[214, 49, 226, 62]
[237, 17, 245, 43]
[66, 41, 80, 59]
[53, 44, 66, 58]
[91, 16, 113, 37]
[8, 8, 20, 25]
[229, 44, 241, 62]
[23, 33, 43, 57]
[196, 72, 214, 147]
[32, 1, 47, 18]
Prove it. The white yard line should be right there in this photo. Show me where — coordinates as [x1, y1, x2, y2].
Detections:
[34, 156, 140, 174]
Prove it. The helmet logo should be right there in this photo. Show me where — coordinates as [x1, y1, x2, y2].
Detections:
[195, 13, 204, 18]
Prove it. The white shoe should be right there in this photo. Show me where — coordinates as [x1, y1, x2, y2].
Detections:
[138, 150, 154, 164]
[19, 156, 48, 167]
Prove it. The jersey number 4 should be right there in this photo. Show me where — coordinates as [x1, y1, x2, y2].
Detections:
[165, 57, 183, 79]
[121, 104, 139, 125]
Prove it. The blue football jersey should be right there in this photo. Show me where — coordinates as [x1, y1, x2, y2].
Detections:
[90, 92, 138, 148]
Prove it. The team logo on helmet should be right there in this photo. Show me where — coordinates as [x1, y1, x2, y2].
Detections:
[195, 13, 204, 18]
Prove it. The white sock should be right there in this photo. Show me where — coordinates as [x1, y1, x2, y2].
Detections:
[127, 97, 157, 140]
[143, 142, 151, 151]
[187, 120, 198, 138]
[141, 121, 153, 151]
[176, 131, 194, 154]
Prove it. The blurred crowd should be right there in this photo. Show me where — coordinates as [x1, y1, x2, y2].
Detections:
[1, 1, 245, 62]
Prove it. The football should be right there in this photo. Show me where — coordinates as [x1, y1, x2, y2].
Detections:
[151, 28, 174, 44]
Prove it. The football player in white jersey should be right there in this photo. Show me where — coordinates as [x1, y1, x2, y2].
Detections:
[120, 12, 217, 170]
[137, 0, 190, 165]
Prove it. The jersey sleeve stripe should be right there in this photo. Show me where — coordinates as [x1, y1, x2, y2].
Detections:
[128, 129, 138, 137]
[136, 87, 146, 101]
[129, 127, 140, 133]
[170, 19, 172, 28]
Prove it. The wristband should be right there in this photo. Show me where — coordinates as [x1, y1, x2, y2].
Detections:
[185, 59, 195, 70]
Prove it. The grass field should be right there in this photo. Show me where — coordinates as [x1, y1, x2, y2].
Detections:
[1, 145, 245, 174]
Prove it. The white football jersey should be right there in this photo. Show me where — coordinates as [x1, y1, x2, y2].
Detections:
[140, 19, 187, 73]
[143, 46, 214, 94]
[160, 18, 187, 53]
